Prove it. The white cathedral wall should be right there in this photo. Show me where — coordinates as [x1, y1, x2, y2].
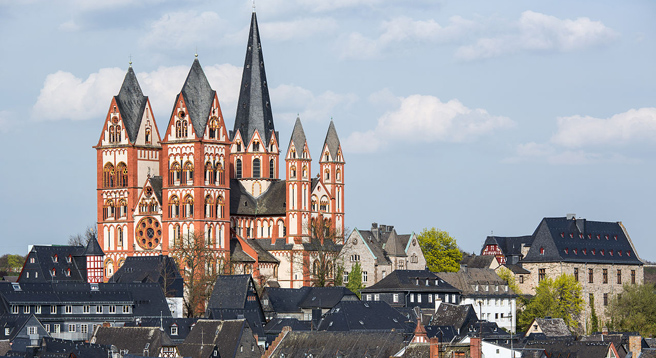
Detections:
[137, 158, 159, 188]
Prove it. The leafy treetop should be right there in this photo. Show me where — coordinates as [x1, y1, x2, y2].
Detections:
[417, 227, 462, 273]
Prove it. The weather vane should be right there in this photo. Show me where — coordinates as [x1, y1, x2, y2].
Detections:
[129, 54, 132, 67]
[252, 0, 256, 12]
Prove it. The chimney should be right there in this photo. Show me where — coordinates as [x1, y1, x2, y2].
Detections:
[629, 336, 642, 358]
[470, 337, 482, 358]
[566, 213, 576, 220]
[429, 337, 440, 358]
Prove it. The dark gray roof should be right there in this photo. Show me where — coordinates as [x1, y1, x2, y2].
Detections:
[356, 230, 393, 265]
[36, 337, 111, 358]
[483, 235, 533, 257]
[268, 330, 407, 358]
[532, 318, 572, 338]
[180, 58, 215, 139]
[19, 245, 87, 283]
[178, 319, 260, 358]
[322, 120, 342, 161]
[263, 318, 311, 334]
[460, 254, 495, 268]
[107, 255, 183, 297]
[317, 301, 413, 332]
[437, 268, 517, 298]
[125, 317, 198, 343]
[252, 238, 294, 252]
[230, 179, 286, 216]
[149, 176, 163, 205]
[206, 275, 266, 338]
[522, 217, 643, 265]
[115, 67, 148, 143]
[425, 325, 457, 342]
[297, 287, 358, 309]
[246, 239, 279, 263]
[289, 117, 307, 154]
[384, 230, 406, 257]
[520, 340, 614, 358]
[263, 287, 311, 314]
[429, 303, 478, 333]
[91, 326, 173, 356]
[231, 12, 277, 147]
[503, 264, 530, 274]
[361, 270, 460, 294]
[83, 236, 104, 256]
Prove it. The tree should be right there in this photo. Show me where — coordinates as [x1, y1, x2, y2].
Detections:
[346, 262, 365, 298]
[0, 254, 25, 274]
[417, 227, 462, 273]
[170, 231, 222, 317]
[496, 266, 521, 295]
[589, 298, 599, 334]
[334, 264, 344, 286]
[607, 284, 656, 336]
[293, 216, 343, 287]
[518, 274, 583, 332]
[68, 226, 97, 246]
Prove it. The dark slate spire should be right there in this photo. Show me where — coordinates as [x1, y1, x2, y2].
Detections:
[180, 58, 216, 138]
[289, 117, 307, 152]
[232, 12, 276, 146]
[115, 67, 148, 143]
[323, 120, 341, 159]
[83, 235, 104, 256]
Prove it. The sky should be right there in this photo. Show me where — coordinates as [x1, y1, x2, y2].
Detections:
[0, 0, 655, 260]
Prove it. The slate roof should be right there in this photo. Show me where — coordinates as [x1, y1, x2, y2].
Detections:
[206, 275, 266, 338]
[263, 287, 311, 314]
[263, 317, 311, 335]
[229, 179, 286, 216]
[231, 12, 277, 147]
[289, 117, 308, 155]
[460, 254, 496, 269]
[483, 235, 533, 257]
[19, 245, 87, 283]
[83, 236, 104, 256]
[357, 229, 393, 265]
[317, 301, 414, 333]
[361, 270, 460, 294]
[425, 325, 457, 343]
[107, 255, 183, 297]
[503, 263, 530, 274]
[125, 317, 198, 343]
[253, 238, 294, 252]
[230, 238, 255, 263]
[322, 120, 342, 160]
[520, 340, 615, 358]
[91, 326, 173, 357]
[530, 318, 572, 338]
[245, 239, 279, 263]
[179, 58, 216, 139]
[429, 303, 478, 334]
[298, 287, 358, 309]
[149, 176, 163, 205]
[268, 330, 407, 358]
[35, 337, 111, 358]
[177, 319, 260, 358]
[437, 268, 517, 298]
[0, 282, 171, 318]
[522, 217, 643, 265]
[115, 67, 148, 144]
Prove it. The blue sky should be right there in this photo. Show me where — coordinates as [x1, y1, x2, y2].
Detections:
[1, 0, 655, 260]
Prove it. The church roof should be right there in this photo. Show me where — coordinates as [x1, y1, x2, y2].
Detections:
[83, 236, 104, 256]
[149, 176, 163, 205]
[229, 179, 286, 216]
[289, 117, 308, 153]
[115, 67, 148, 143]
[323, 120, 341, 159]
[232, 12, 276, 146]
[179, 58, 216, 138]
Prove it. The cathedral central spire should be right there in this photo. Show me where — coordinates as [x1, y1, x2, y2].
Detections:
[232, 12, 276, 146]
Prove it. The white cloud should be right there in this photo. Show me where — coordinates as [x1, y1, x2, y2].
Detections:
[551, 108, 656, 148]
[261, 18, 338, 41]
[140, 11, 226, 51]
[58, 20, 80, 32]
[340, 16, 477, 59]
[0, 111, 11, 133]
[254, 0, 390, 15]
[271, 84, 358, 123]
[32, 64, 243, 123]
[345, 93, 513, 153]
[456, 11, 618, 61]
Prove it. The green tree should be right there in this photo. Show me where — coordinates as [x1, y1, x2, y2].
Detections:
[334, 264, 344, 286]
[0, 254, 25, 274]
[417, 227, 462, 273]
[589, 298, 599, 334]
[496, 266, 521, 295]
[346, 262, 365, 298]
[518, 274, 583, 332]
[607, 284, 656, 337]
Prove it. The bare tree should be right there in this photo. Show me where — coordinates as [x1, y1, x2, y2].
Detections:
[169, 231, 223, 317]
[303, 216, 344, 287]
[68, 226, 97, 246]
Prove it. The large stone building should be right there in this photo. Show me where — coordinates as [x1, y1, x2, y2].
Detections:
[94, 12, 345, 288]
[482, 215, 643, 332]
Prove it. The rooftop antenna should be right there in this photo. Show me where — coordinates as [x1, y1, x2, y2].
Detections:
[195, 47, 198, 59]
[252, 0, 256, 12]
[129, 54, 132, 68]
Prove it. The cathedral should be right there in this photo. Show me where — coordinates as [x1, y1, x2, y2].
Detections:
[94, 12, 345, 288]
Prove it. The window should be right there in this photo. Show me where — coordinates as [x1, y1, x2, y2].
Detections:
[574, 268, 579, 282]
[65, 305, 72, 314]
[44, 324, 50, 333]
[417, 294, 422, 303]
[344, 271, 349, 283]
[171, 325, 178, 335]
[4, 328, 9, 336]
[410, 294, 414, 303]
[28, 326, 36, 335]
[81, 324, 88, 334]
[54, 324, 60, 333]
[253, 158, 261, 178]
[362, 271, 368, 282]
[393, 294, 399, 303]
[51, 305, 57, 314]
[169, 162, 181, 184]
[109, 306, 116, 314]
[11, 306, 18, 314]
[30, 257, 35, 264]
[632, 270, 636, 284]
[269, 159, 275, 178]
[123, 305, 130, 313]
[68, 324, 76, 332]
[589, 268, 594, 283]
[603, 269, 608, 284]
[382, 270, 387, 278]
[96, 306, 102, 314]
[617, 269, 622, 284]
[253, 141, 259, 152]
[538, 268, 545, 282]
[236, 142, 242, 152]
[374, 294, 380, 301]
[23, 306, 29, 314]
[35, 306, 41, 314]
[603, 293, 608, 306]
[183, 162, 194, 185]
[519, 275, 524, 284]
[236, 159, 242, 179]
[83, 305, 90, 314]
[428, 294, 433, 303]
[540, 247, 544, 255]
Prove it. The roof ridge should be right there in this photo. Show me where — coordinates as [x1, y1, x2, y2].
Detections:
[180, 58, 215, 139]
[115, 67, 148, 143]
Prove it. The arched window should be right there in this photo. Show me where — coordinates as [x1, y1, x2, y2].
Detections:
[290, 165, 296, 178]
[327, 261, 334, 278]
[104, 200, 115, 220]
[269, 159, 275, 178]
[205, 161, 214, 183]
[169, 195, 179, 218]
[291, 149, 296, 159]
[216, 195, 224, 218]
[324, 169, 330, 181]
[183, 162, 194, 185]
[205, 195, 213, 218]
[118, 199, 127, 218]
[207, 226, 213, 246]
[302, 150, 308, 159]
[236, 159, 242, 179]
[109, 125, 115, 143]
[302, 165, 307, 179]
[175, 120, 182, 138]
[320, 196, 329, 211]
[116, 162, 128, 187]
[173, 224, 181, 246]
[103, 163, 115, 188]
[236, 141, 242, 152]
[105, 259, 114, 278]
[215, 162, 224, 185]
[115, 125, 121, 142]
[336, 168, 341, 182]
[208, 117, 219, 139]
[253, 159, 261, 178]
[145, 126, 152, 144]
[117, 227, 123, 248]
[311, 196, 318, 211]
[252, 140, 260, 152]
[312, 260, 319, 276]
[169, 162, 181, 185]
[139, 199, 148, 213]
[184, 195, 194, 218]
[182, 120, 188, 137]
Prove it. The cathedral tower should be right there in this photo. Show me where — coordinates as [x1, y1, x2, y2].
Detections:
[95, 66, 162, 276]
[318, 121, 345, 242]
[285, 117, 312, 244]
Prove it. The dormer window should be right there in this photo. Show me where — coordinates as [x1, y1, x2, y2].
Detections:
[66, 255, 72, 263]
[53, 255, 58, 263]
[560, 232, 564, 238]
[540, 247, 545, 255]
[253, 141, 259, 152]
[171, 325, 178, 336]
[236, 142, 242, 152]
[570, 233, 574, 238]
[564, 248, 568, 254]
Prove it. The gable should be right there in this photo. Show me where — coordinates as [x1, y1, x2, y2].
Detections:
[133, 99, 161, 147]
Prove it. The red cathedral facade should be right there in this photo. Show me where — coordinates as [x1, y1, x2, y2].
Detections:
[94, 12, 345, 288]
